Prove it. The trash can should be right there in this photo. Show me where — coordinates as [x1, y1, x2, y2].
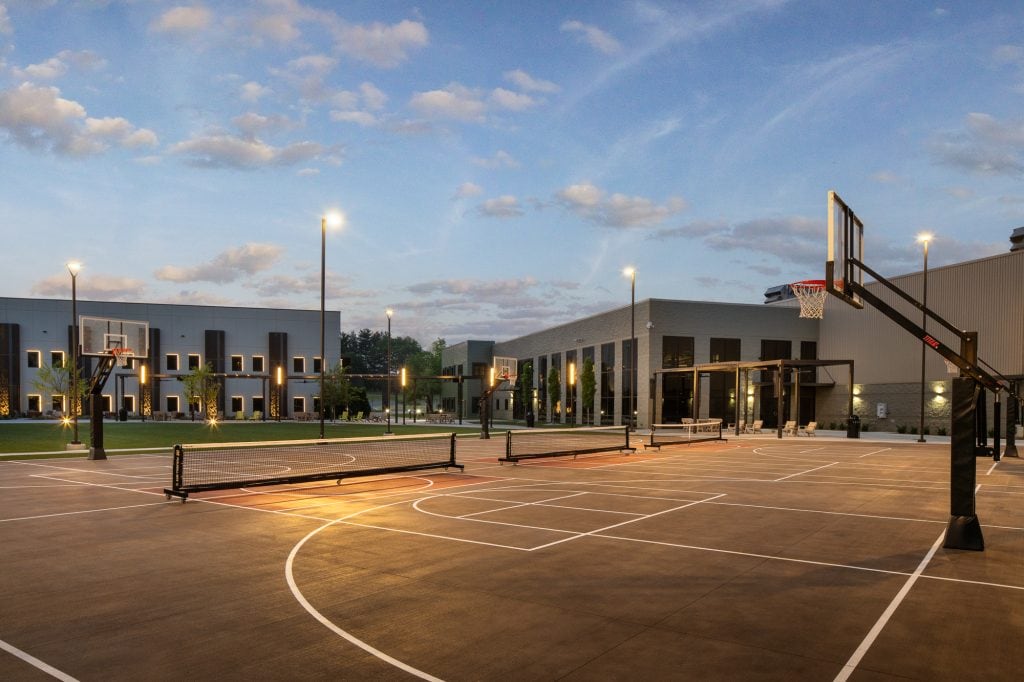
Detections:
[118, 408, 128, 422]
[526, 411, 535, 428]
[846, 415, 861, 439]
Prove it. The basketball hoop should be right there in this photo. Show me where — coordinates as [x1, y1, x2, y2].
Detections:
[790, 280, 829, 319]
[111, 347, 134, 368]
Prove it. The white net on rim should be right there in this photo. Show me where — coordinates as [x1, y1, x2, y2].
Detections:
[944, 358, 960, 375]
[791, 282, 827, 319]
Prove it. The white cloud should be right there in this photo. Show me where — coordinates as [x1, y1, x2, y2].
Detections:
[560, 19, 622, 55]
[453, 182, 483, 199]
[287, 54, 338, 75]
[169, 133, 327, 169]
[359, 82, 387, 110]
[409, 83, 486, 122]
[871, 170, 902, 184]
[240, 81, 271, 103]
[329, 110, 377, 126]
[0, 5, 11, 35]
[556, 182, 686, 228]
[0, 83, 156, 155]
[993, 44, 1023, 66]
[929, 112, 1024, 176]
[232, 112, 292, 135]
[704, 216, 821, 265]
[504, 69, 560, 93]
[298, 167, 319, 176]
[31, 272, 146, 300]
[329, 82, 388, 126]
[478, 195, 523, 218]
[155, 243, 285, 284]
[490, 87, 537, 111]
[472, 150, 519, 169]
[150, 5, 213, 36]
[252, 12, 301, 43]
[334, 19, 428, 68]
[11, 50, 107, 81]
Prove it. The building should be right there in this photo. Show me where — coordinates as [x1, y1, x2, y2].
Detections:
[442, 245, 1024, 434]
[0, 298, 340, 420]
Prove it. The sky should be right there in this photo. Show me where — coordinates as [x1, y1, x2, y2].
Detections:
[1, 1, 1022, 345]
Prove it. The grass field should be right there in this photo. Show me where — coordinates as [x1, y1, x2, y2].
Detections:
[0, 420, 481, 458]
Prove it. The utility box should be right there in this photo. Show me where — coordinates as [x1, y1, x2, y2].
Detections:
[876, 402, 888, 418]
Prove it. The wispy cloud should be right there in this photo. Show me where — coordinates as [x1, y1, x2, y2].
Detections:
[150, 5, 213, 37]
[168, 133, 332, 169]
[928, 112, 1024, 176]
[556, 182, 686, 228]
[477, 195, 524, 218]
[155, 243, 285, 284]
[561, 20, 622, 55]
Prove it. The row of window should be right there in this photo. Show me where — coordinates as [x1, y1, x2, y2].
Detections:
[23, 351, 323, 374]
[24, 394, 317, 415]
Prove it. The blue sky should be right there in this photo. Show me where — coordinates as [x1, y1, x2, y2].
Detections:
[1, 1, 1022, 344]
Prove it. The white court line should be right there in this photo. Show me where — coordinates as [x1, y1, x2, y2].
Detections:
[859, 447, 892, 458]
[986, 461, 998, 476]
[0, 637, 78, 681]
[833, 528, 947, 681]
[285, 501, 446, 682]
[456, 491, 587, 519]
[0, 500, 169, 523]
[774, 458, 839, 481]
[530, 494, 726, 552]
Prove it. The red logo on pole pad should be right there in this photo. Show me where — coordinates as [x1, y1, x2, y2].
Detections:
[922, 335, 941, 349]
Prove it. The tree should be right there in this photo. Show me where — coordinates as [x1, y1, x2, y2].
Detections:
[182, 363, 220, 420]
[321, 362, 351, 420]
[547, 366, 561, 422]
[581, 357, 596, 425]
[30, 357, 87, 415]
[518, 361, 534, 422]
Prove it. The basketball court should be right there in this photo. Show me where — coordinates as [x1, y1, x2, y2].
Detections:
[3, 434, 1022, 680]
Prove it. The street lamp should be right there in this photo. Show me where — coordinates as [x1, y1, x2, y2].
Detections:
[276, 365, 283, 422]
[320, 211, 343, 439]
[568, 361, 576, 427]
[385, 308, 393, 435]
[67, 261, 82, 446]
[917, 233, 932, 443]
[623, 267, 636, 430]
[139, 363, 147, 422]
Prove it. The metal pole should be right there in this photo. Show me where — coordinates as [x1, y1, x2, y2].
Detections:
[70, 268, 80, 445]
[918, 239, 929, 443]
[385, 311, 392, 434]
[320, 216, 326, 440]
[630, 270, 636, 430]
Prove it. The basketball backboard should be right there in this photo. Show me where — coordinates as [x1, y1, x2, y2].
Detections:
[80, 316, 149, 360]
[492, 356, 518, 387]
[826, 190, 864, 309]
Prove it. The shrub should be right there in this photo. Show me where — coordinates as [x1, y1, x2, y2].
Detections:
[938, 426, 948, 436]
[897, 424, 907, 434]
[910, 426, 918, 435]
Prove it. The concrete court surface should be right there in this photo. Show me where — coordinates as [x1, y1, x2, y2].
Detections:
[1, 433, 1022, 681]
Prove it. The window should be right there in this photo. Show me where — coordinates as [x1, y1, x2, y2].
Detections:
[251, 396, 265, 414]
[28, 395, 41, 412]
[313, 357, 322, 373]
[231, 396, 243, 413]
[662, 336, 694, 368]
[293, 356, 305, 373]
[122, 395, 135, 413]
[621, 338, 634, 424]
[252, 355, 265, 373]
[600, 342, 615, 425]
[166, 396, 180, 413]
[27, 351, 40, 368]
[51, 350, 65, 367]
[52, 395, 64, 412]
[101, 395, 113, 412]
[313, 396, 321, 414]
[231, 355, 243, 372]
[293, 396, 305, 413]
[709, 338, 741, 420]
[166, 354, 179, 371]
[188, 354, 201, 370]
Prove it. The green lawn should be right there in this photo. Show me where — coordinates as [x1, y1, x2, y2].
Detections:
[0, 420, 481, 459]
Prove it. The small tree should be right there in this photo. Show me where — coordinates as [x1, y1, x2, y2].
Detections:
[581, 357, 597, 425]
[31, 357, 87, 415]
[182, 363, 220, 420]
[518, 361, 534, 422]
[547, 366, 561, 422]
[321, 362, 351, 420]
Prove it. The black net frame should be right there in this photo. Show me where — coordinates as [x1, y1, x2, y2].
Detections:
[499, 425, 634, 463]
[165, 433, 461, 501]
[648, 419, 726, 449]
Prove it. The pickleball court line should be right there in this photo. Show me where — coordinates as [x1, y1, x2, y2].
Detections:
[0, 637, 78, 681]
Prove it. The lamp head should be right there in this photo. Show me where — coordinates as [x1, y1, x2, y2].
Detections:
[67, 261, 82, 276]
[622, 266, 635, 278]
[916, 232, 933, 245]
[386, 308, 393, 319]
[324, 211, 345, 229]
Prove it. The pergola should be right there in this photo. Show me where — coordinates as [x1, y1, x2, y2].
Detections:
[653, 359, 855, 439]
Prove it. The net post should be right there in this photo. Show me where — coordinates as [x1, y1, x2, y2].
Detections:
[624, 424, 630, 453]
[448, 432, 457, 468]
[505, 430, 513, 460]
[164, 444, 188, 502]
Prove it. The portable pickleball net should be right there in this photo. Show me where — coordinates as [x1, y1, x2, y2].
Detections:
[648, 419, 726, 449]
[164, 432, 462, 501]
[499, 425, 635, 463]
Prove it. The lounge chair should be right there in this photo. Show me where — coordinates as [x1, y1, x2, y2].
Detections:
[799, 421, 817, 436]
[782, 420, 797, 436]
[747, 420, 763, 433]
[235, 411, 244, 420]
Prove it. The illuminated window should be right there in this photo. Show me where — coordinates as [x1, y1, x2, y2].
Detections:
[27, 351, 40, 368]
[313, 357, 322, 373]
[252, 356, 265, 373]
[51, 350, 65, 367]
[293, 396, 305, 412]
[28, 395, 41, 412]
[188, 354, 201, 370]
[166, 354, 179, 371]
[293, 357, 305, 373]
[166, 395, 180, 413]
[231, 355, 243, 372]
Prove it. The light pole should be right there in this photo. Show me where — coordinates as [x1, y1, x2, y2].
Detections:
[139, 363, 147, 422]
[623, 267, 636, 430]
[385, 308, 393, 435]
[67, 261, 82, 446]
[917, 233, 932, 443]
[320, 212, 343, 440]
[568, 361, 576, 427]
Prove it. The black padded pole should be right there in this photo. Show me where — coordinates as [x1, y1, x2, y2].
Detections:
[1005, 382, 1019, 458]
[944, 377, 983, 551]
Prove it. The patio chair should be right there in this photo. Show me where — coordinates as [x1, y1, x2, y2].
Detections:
[799, 421, 817, 436]
[782, 420, 797, 436]
[748, 420, 763, 433]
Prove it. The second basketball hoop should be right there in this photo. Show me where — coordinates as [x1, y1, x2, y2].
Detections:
[790, 280, 829, 319]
